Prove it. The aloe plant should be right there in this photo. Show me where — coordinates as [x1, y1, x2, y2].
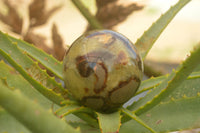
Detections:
[0, 0, 200, 133]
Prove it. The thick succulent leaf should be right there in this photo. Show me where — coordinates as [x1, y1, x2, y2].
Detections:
[54, 104, 100, 128]
[121, 108, 156, 133]
[135, 0, 191, 59]
[69, 122, 100, 133]
[163, 74, 200, 102]
[0, 61, 55, 109]
[129, 72, 200, 109]
[55, 104, 93, 118]
[71, 0, 103, 29]
[0, 31, 98, 128]
[0, 31, 66, 105]
[128, 44, 200, 115]
[0, 51, 64, 105]
[120, 95, 200, 133]
[136, 71, 200, 95]
[0, 79, 80, 133]
[8, 34, 63, 79]
[96, 111, 121, 133]
[136, 71, 200, 103]
[0, 108, 30, 133]
[75, 112, 99, 128]
[0, 61, 98, 131]
[0, 61, 57, 132]
[137, 75, 166, 95]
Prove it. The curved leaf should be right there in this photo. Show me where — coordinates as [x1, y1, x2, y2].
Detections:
[137, 75, 166, 95]
[0, 31, 67, 105]
[121, 108, 156, 133]
[0, 61, 98, 131]
[136, 71, 200, 95]
[8, 35, 63, 79]
[96, 111, 121, 133]
[0, 79, 80, 133]
[129, 44, 200, 115]
[69, 122, 100, 133]
[135, 0, 191, 59]
[120, 95, 200, 133]
[55, 105, 93, 118]
[0, 108, 30, 133]
[0, 61, 55, 109]
[71, 0, 103, 29]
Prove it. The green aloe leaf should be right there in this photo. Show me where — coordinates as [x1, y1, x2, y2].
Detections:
[0, 31, 99, 128]
[0, 79, 80, 133]
[0, 108, 30, 133]
[0, 31, 66, 105]
[8, 35, 63, 79]
[0, 61, 56, 132]
[136, 71, 200, 95]
[128, 44, 200, 115]
[55, 104, 93, 118]
[120, 95, 200, 133]
[0, 61, 55, 109]
[54, 104, 100, 128]
[96, 111, 121, 133]
[75, 112, 99, 128]
[162, 73, 200, 102]
[121, 108, 156, 133]
[71, 0, 103, 29]
[69, 122, 100, 133]
[135, 0, 191, 59]
[136, 75, 166, 95]
[0, 60, 98, 131]
[136, 71, 200, 103]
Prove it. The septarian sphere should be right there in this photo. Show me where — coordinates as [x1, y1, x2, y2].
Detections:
[63, 30, 143, 113]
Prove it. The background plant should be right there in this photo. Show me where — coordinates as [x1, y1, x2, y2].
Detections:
[0, 0, 200, 133]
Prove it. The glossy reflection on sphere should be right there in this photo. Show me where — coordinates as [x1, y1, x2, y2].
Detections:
[63, 30, 143, 113]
